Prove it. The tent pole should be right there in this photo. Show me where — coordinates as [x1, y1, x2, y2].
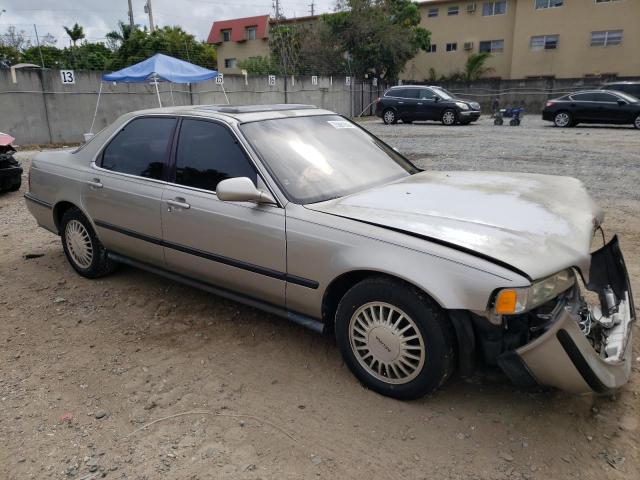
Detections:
[221, 82, 230, 105]
[169, 82, 175, 106]
[89, 81, 103, 134]
[154, 78, 162, 107]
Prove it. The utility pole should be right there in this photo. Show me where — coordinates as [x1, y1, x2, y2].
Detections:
[273, 0, 282, 20]
[309, 0, 315, 16]
[33, 24, 45, 68]
[144, 0, 155, 32]
[127, 0, 134, 28]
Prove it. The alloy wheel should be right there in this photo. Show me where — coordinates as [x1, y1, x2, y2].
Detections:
[554, 112, 571, 127]
[348, 301, 426, 384]
[442, 110, 456, 125]
[635, 115, 640, 130]
[65, 219, 94, 269]
[383, 110, 396, 124]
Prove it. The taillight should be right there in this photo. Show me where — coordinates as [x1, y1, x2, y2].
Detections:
[376, 97, 381, 103]
[546, 101, 555, 107]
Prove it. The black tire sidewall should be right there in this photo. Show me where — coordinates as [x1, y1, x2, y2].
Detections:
[60, 208, 112, 278]
[634, 114, 640, 130]
[335, 278, 453, 400]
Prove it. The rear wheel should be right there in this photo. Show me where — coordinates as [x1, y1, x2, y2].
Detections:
[60, 208, 116, 278]
[554, 111, 572, 128]
[634, 114, 640, 130]
[335, 277, 455, 400]
[441, 109, 457, 126]
[493, 117, 504, 126]
[383, 109, 397, 125]
[509, 118, 520, 126]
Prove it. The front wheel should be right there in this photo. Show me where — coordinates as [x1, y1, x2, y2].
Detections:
[493, 117, 504, 126]
[509, 118, 520, 126]
[335, 277, 455, 400]
[60, 208, 116, 278]
[441, 109, 457, 126]
[554, 111, 572, 128]
[634, 114, 640, 130]
[382, 109, 397, 125]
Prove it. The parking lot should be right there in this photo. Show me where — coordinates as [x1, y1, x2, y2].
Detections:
[1, 116, 639, 480]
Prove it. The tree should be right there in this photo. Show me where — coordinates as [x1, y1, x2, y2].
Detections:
[238, 56, 277, 75]
[0, 26, 31, 50]
[64, 23, 85, 47]
[310, 0, 431, 80]
[463, 52, 494, 81]
[106, 21, 136, 51]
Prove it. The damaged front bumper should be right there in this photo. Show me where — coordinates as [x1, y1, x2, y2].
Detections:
[499, 236, 635, 393]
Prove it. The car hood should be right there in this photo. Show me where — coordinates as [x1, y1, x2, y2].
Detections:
[307, 171, 602, 280]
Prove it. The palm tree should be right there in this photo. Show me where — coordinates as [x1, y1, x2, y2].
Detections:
[63, 23, 85, 47]
[463, 52, 494, 81]
[105, 22, 136, 50]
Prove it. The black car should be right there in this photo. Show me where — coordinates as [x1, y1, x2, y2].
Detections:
[0, 133, 21, 193]
[375, 85, 481, 126]
[602, 81, 640, 99]
[542, 89, 640, 129]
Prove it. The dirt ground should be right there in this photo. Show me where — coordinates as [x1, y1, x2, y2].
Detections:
[1, 117, 639, 480]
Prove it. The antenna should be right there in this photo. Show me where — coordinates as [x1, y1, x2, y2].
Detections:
[309, 0, 315, 16]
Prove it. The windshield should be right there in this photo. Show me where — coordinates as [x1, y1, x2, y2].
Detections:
[432, 87, 455, 100]
[613, 91, 639, 103]
[240, 115, 419, 204]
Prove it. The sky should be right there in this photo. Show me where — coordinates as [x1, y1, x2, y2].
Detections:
[0, 0, 335, 47]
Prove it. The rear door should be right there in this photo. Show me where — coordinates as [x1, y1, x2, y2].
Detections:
[385, 88, 415, 119]
[161, 118, 287, 306]
[568, 93, 599, 121]
[84, 116, 176, 266]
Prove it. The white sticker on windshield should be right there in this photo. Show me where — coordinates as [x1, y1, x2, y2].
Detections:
[327, 120, 355, 129]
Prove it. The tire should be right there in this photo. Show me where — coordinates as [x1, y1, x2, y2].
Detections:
[382, 109, 397, 125]
[553, 111, 573, 128]
[493, 117, 504, 126]
[634, 114, 640, 130]
[441, 109, 457, 126]
[335, 277, 455, 400]
[509, 118, 520, 126]
[60, 208, 116, 278]
[8, 180, 21, 192]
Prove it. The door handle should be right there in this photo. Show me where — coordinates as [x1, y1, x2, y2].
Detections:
[417, 102, 423, 105]
[398, 101, 404, 104]
[86, 178, 103, 188]
[167, 198, 190, 209]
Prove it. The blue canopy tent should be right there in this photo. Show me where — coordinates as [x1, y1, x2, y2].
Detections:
[89, 53, 222, 134]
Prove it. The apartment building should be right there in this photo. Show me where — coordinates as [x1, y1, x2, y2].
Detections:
[207, 15, 319, 74]
[403, 0, 640, 80]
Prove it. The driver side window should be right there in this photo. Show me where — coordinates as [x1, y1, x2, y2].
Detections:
[174, 119, 257, 192]
[420, 88, 437, 100]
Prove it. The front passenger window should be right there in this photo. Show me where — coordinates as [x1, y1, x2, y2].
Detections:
[420, 89, 437, 100]
[101, 117, 176, 180]
[175, 119, 257, 192]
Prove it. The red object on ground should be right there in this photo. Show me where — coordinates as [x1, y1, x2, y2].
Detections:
[0, 133, 15, 146]
[60, 413, 73, 423]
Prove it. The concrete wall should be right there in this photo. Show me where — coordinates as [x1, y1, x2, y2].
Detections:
[0, 69, 386, 145]
[425, 76, 640, 112]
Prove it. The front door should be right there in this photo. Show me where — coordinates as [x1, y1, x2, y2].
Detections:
[416, 88, 441, 120]
[83, 116, 177, 266]
[161, 118, 287, 307]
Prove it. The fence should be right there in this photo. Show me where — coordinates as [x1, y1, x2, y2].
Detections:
[0, 69, 388, 145]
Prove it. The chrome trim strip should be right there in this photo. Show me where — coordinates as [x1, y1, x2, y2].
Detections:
[24, 193, 53, 209]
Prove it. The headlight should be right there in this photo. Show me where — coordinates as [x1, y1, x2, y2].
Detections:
[493, 269, 575, 315]
[455, 102, 470, 110]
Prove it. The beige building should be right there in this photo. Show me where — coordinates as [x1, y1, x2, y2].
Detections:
[403, 0, 640, 80]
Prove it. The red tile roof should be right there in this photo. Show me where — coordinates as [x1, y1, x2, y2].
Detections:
[207, 15, 269, 44]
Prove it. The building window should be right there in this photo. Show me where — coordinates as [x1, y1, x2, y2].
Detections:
[530, 34, 559, 50]
[224, 58, 237, 68]
[428, 7, 439, 17]
[446, 42, 457, 52]
[482, 1, 507, 16]
[448, 6, 459, 15]
[245, 26, 257, 40]
[479, 39, 504, 53]
[535, 0, 563, 8]
[595, 0, 622, 3]
[221, 29, 231, 42]
[426, 44, 437, 53]
[590, 30, 623, 46]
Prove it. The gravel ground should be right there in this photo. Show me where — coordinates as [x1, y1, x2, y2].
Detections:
[1, 117, 639, 480]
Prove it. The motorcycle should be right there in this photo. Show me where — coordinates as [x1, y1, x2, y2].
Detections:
[0, 132, 22, 193]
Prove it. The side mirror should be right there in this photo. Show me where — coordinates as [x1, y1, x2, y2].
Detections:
[216, 177, 276, 204]
[434, 96, 440, 103]
[617, 99, 626, 106]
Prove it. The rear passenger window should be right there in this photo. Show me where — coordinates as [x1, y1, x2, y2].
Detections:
[175, 119, 257, 192]
[101, 117, 176, 180]
[571, 93, 597, 102]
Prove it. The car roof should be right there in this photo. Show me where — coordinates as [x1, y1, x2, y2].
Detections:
[122, 104, 337, 123]
[602, 81, 640, 86]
